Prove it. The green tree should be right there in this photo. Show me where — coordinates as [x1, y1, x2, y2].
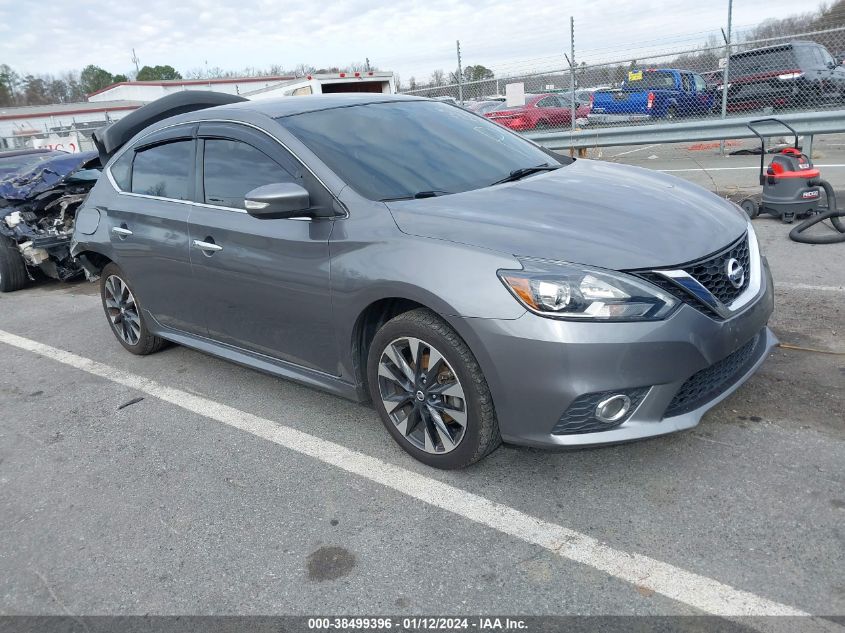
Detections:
[463, 64, 494, 82]
[80, 64, 115, 94]
[0, 64, 20, 105]
[23, 75, 50, 104]
[112, 73, 129, 83]
[136, 65, 182, 81]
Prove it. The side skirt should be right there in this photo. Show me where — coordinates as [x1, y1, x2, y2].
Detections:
[147, 313, 363, 403]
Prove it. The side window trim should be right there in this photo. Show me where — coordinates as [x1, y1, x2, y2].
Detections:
[105, 118, 343, 219]
[106, 123, 197, 200]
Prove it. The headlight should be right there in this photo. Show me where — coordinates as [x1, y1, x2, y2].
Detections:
[498, 259, 679, 321]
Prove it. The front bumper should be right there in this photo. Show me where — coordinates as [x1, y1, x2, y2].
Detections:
[453, 258, 776, 448]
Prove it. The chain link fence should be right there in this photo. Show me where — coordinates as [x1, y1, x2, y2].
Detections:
[1, 125, 99, 154]
[400, 26, 845, 134]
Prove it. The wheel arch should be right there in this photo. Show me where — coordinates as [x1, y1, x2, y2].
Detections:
[73, 248, 114, 278]
[350, 297, 432, 400]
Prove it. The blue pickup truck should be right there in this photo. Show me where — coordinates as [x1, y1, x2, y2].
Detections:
[589, 69, 715, 124]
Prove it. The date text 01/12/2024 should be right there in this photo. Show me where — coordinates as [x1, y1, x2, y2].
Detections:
[307, 617, 528, 630]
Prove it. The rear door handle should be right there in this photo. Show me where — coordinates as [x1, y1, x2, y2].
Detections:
[192, 239, 223, 253]
[112, 226, 133, 237]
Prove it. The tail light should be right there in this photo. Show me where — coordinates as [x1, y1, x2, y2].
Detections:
[646, 92, 655, 110]
[589, 93, 594, 106]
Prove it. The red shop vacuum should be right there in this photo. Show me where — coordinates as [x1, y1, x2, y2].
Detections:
[739, 118, 845, 244]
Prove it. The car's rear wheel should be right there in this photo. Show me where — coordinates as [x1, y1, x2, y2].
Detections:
[367, 308, 500, 469]
[0, 236, 28, 293]
[100, 262, 166, 355]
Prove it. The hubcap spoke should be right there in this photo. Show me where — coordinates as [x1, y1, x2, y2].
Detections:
[378, 359, 413, 392]
[384, 343, 415, 384]
[427, 405, 457, 451]
[431, 399, 467, 427]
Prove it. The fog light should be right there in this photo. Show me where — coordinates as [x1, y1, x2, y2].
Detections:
[595, 394, 631, 423]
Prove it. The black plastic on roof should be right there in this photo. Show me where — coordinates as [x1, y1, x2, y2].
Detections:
[92, 91, 248, 164]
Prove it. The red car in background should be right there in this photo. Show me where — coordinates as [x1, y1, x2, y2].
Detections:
[484, 93, 591, 131]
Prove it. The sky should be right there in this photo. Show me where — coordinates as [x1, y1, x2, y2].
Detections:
[0, 0, 830, 82]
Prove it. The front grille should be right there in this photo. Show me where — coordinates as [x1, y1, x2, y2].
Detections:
[552, 387, 648, 435]
[686, 234, 750, 305]
[636, 233, 750, 319]
[664, 334, 760, 417]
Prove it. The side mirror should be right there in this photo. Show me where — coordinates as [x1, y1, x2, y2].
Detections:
[827, 61, 837, 70]
[244, 183, 311, 219]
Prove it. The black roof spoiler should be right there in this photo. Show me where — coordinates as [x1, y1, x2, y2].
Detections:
[92, 91, 248, 165]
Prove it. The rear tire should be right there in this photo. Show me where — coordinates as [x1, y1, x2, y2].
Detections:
[0, 237, 28, 293]
[367, 308, 501, 469]
[100, 262, 167, 355]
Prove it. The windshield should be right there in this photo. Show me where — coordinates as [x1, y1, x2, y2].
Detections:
[624, 72, 675, 90]
[278, 100, 562, 201]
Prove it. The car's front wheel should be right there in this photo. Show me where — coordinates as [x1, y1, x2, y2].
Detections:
[367, 308, 501, 469]
[100, 262, 166, 355]
[0, 236, 28, 293]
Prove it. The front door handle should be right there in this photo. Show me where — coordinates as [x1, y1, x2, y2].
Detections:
[112, 226, 133, 237]
[192, 239, 223, 253]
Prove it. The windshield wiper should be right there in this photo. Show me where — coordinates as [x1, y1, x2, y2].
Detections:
[380, 190, 450, 202]
[491, 163, 561, 186]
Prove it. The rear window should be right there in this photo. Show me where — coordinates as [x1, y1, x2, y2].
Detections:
[729, 46, 797, 78]
[624, 71, 676, 90]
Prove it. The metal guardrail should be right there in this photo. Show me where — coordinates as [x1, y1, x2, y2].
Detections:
[524, 109, 845, 156]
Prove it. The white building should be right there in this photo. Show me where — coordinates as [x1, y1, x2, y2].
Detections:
[0, 101, 144, 151]
[87, 76, 294, 103]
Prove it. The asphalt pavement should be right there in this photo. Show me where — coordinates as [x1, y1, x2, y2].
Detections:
[0, 146, 843, 627]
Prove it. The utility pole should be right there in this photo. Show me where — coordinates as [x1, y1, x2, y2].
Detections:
[456, 40, 464, 105]
[131, 48, 140, 75]
[719, 0, 733, 156]
[365, 57, 371, 72]
[569, 17, 576, 139]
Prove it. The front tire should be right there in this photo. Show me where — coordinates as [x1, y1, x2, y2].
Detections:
[100, 263, 166, 355]
[367, 308, 501, 469]
[0, 237, 28, 293]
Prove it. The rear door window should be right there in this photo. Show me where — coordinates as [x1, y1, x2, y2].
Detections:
[202, 139, 294, 209]
[625, 72, 676, 90]
[681, 74, 692, 92]
[730, 46, 797, 78]
[131, 140, 193, 200]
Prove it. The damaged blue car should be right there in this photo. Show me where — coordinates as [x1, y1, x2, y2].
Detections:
[0, 150, 101, 291]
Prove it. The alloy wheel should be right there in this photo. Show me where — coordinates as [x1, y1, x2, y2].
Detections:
[104, 274, 141, 346]
[376, 337, 468, 454]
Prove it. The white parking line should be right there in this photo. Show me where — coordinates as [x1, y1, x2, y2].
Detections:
[0, 328, 840, 630]
[659, 164, 845, 173]
[611, 144, 659, 158]
[777, 282, 845, 293]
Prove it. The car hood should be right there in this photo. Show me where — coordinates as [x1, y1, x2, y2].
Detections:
[0, 151, 100, 204]
[385, 159, 747, 270]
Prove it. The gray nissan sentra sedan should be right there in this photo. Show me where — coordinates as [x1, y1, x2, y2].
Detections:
[72, 92, 775, 469]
